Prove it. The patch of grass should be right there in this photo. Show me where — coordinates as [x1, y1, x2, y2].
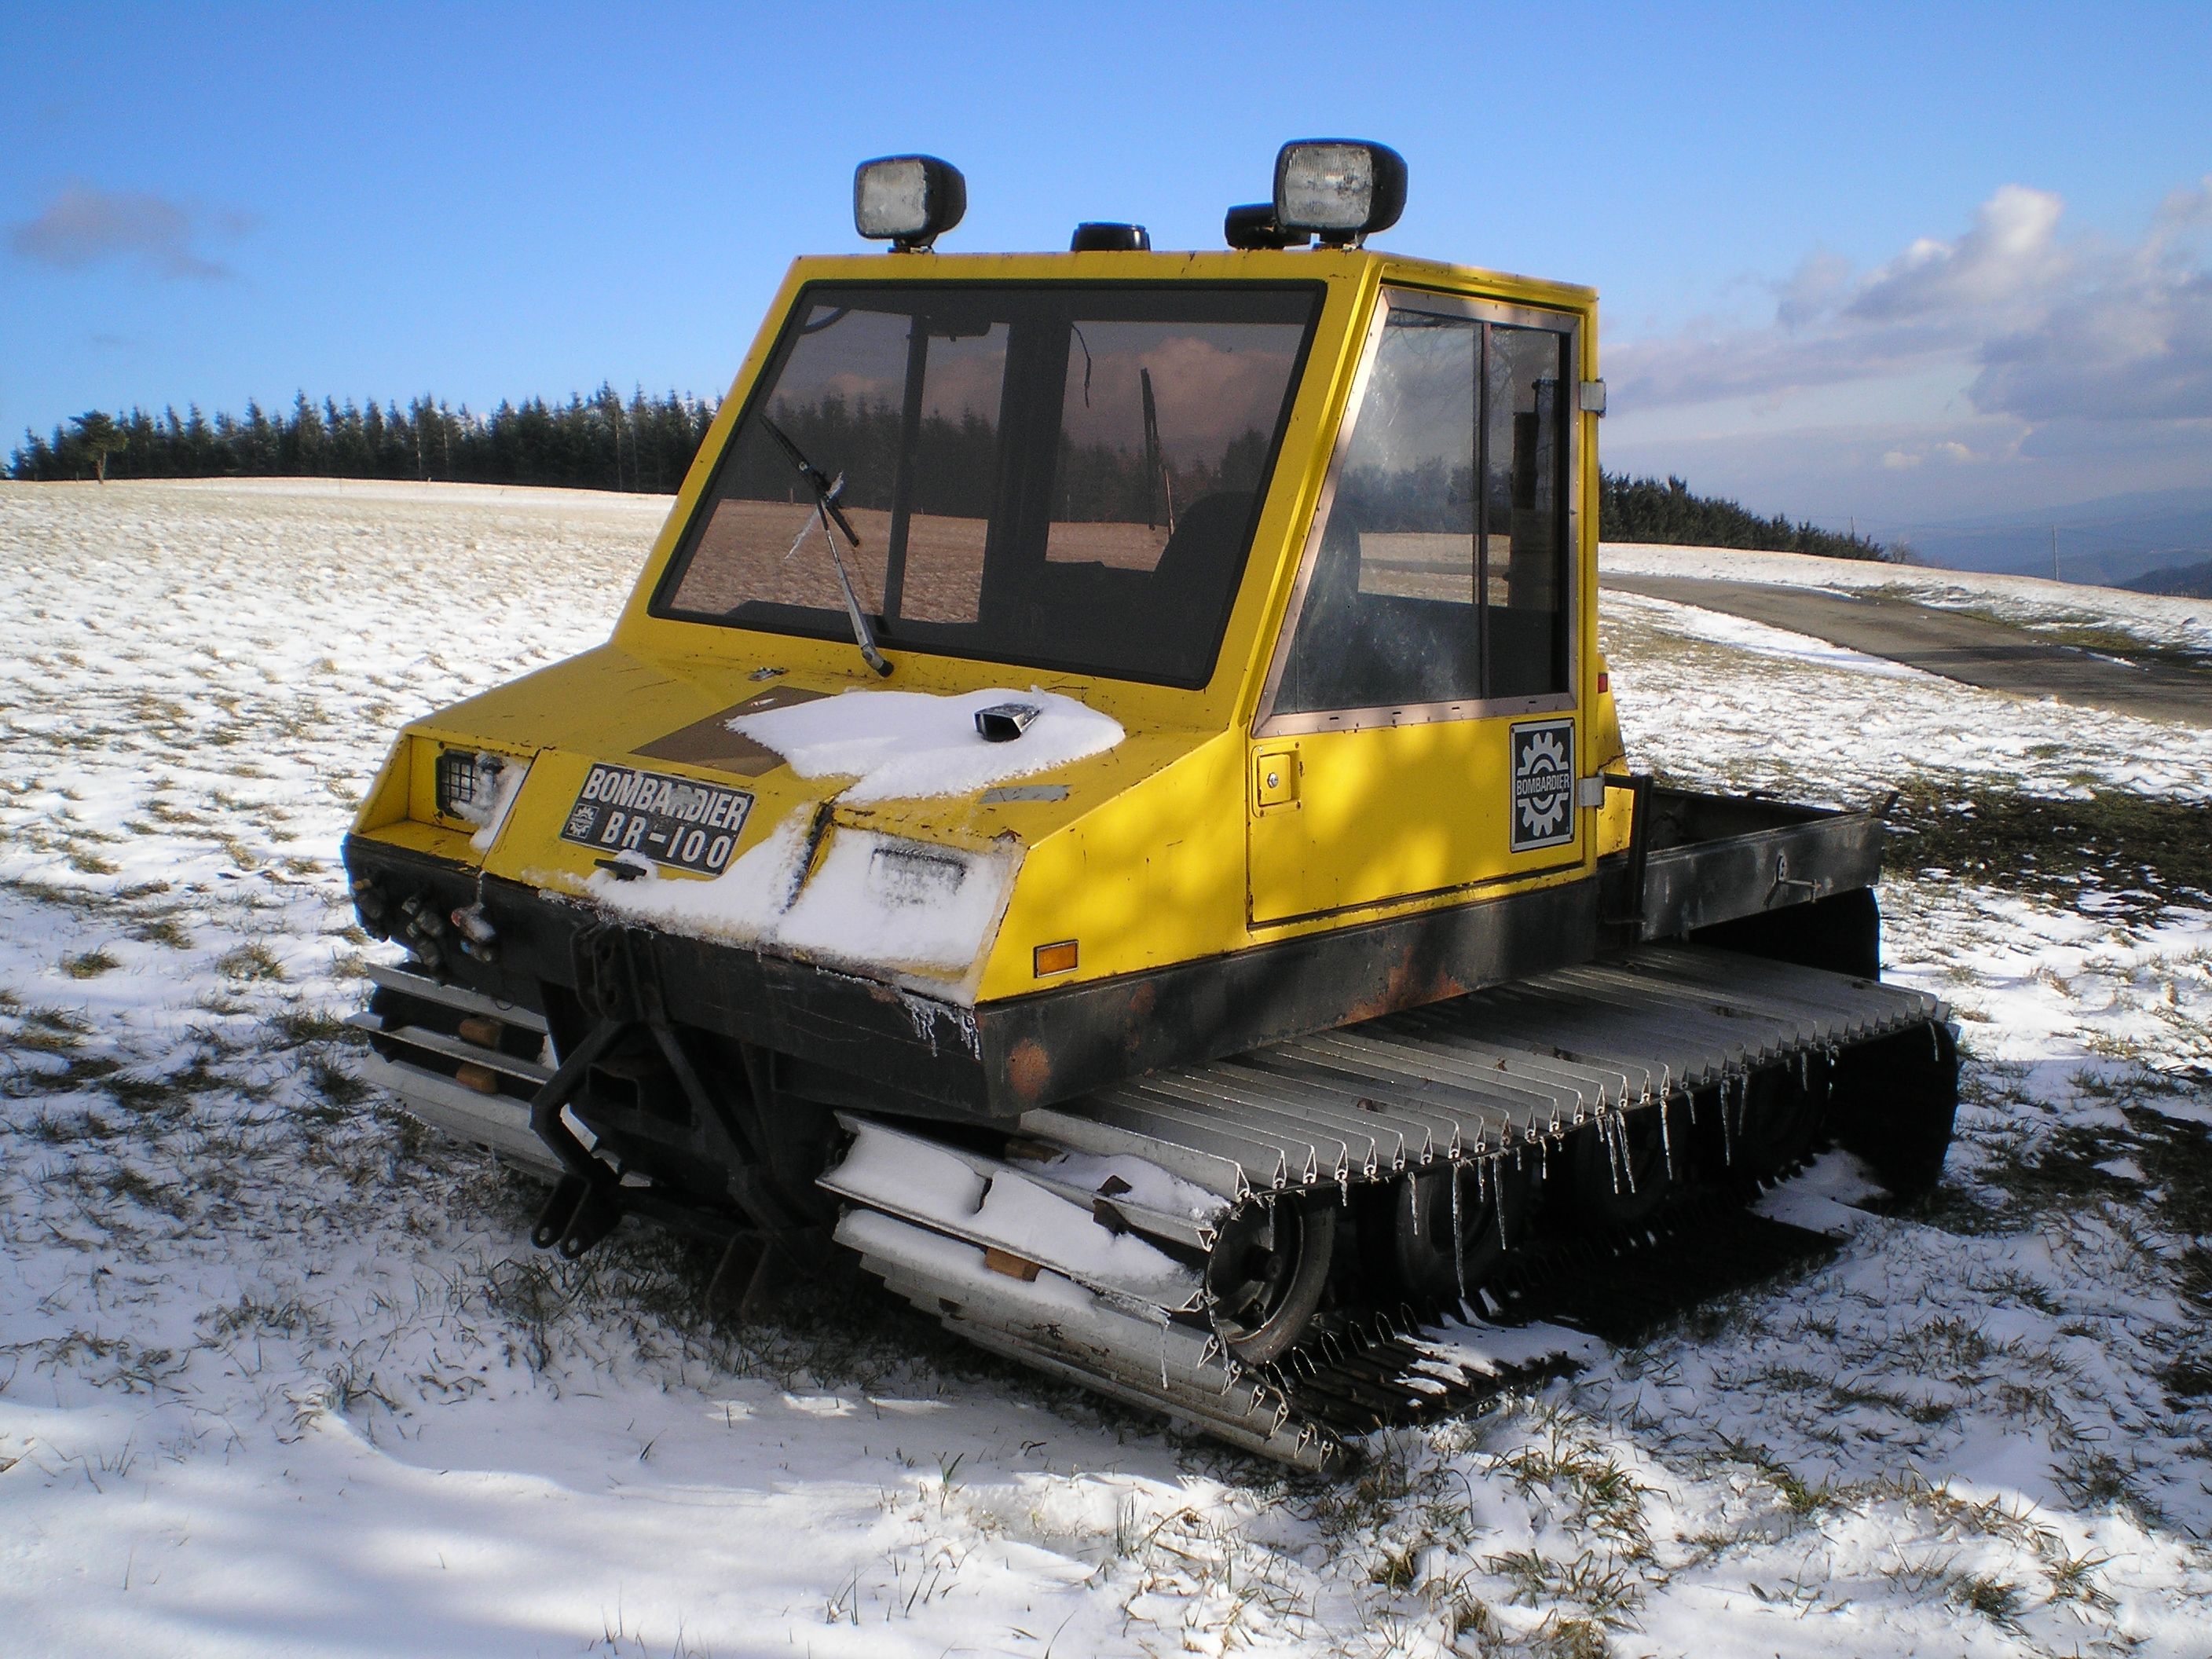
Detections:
[1485, 1548, 1643, 1628]
[270, 1006, 358, 1047]
[202, 1292, 316, 1342]
[2042, 1543, 2116, 1610]
[215, 942, 285, 982]
[1493, 1430, 1655, 1544]
[126, 915, 193, 948]
[1971, 1121, 2142, 1218]
[2126, 1102, 2212, 1237]
[99, 1165, 192, 1217]
[1949, 1572, 2023, 1625]
[60, 947, 121, 980]
[10, 1006, 92, 1052]
[1514, 1615, 1613, 1659]
[1826, 1379, 1958, 1427]
[1717, 1437, 1834, 1517]
[307, 1057, 371, 1106]
[1369, 1541, 1419, 1591]
[17, 1053, 125, 1094]
[67, 852, 120, 875]
[1926, 605, 2212, 675]
[2053, 1449, 2155, 1522]
[1888, 782, 2212, 922]
[3, 876, 98, 911]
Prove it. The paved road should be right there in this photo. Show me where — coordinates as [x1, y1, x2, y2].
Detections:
[1606, 573, 2212, 728]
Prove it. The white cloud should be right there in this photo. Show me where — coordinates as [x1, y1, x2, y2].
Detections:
[1603, 177, 2212, 517]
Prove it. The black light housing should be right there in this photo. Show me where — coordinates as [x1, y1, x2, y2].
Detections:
[1272, 140, 1407, 246]
[1070, 222, 1150, 252]
[853, 155, 967, 251]
[1224, 203, 1308, 251]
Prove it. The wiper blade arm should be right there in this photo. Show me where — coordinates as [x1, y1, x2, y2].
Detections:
[762, 416, 865, 552]
[759, 416, 891, 678]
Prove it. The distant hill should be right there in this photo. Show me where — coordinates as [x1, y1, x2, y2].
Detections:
[2121, 558, 2212, 599]
[1870, 485, 2212, 586]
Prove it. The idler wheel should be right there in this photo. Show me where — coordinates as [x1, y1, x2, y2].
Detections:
[1832, 1020, 1959, 1201]
[1206, 1195, 1337, 1364]
[1389, 1157, 1534, 1309]
[1568, 1107, 1672, 1232]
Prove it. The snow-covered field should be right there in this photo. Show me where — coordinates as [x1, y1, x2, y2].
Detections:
[1601, 541, 2212, 667]
[5, 478, 2210, 1657]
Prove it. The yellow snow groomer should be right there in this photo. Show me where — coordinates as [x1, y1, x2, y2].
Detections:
[345, 145, 1955, 1469]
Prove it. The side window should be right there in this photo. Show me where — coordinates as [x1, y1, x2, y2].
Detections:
[1278, 308, 1480, 713]
[1275, 299, 1572, 717]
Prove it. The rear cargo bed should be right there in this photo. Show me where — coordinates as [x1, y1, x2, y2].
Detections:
[1602, 785, 1884, 942]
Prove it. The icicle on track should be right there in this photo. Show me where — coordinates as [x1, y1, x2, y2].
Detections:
[827, 943, 1953, 1473]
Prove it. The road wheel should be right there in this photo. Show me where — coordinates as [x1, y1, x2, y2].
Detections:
[1387, 1156, 1534, 1309]
[1207, 1195, 1337, 1363]
[1568, 1107, 1672, 1232]
[1730, 1065, 1824, 1183]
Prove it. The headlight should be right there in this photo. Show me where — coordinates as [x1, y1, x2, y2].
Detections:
[866, 843, 969, 907]
[1273, 140, 1407, 244]
[435, 749, 506, 823]
[854, 155, 967, 251]
[434, 747, 530, 849]
[777, 830, 1016, 976]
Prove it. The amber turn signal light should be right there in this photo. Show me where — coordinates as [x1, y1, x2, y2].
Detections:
[1034, 940, 1079, 977]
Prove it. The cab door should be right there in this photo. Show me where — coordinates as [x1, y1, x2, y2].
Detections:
[1247, 290, 1584, 926]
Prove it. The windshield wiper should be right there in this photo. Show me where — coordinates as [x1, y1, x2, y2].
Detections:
[759, 416, 892, 677]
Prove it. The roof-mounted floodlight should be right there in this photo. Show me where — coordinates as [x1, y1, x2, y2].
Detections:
[853, 155, 966, 251]
[1273, 140, 1407, 247]
[1224, 203, 1308, 251]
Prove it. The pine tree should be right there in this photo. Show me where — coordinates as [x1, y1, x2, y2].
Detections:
[70, 411, 127, 482]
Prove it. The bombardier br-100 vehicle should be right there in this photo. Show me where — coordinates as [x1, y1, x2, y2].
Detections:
[346, 142, 1956, 1470]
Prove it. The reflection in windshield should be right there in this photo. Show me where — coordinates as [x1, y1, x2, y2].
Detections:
[657, 284, 1319, 687]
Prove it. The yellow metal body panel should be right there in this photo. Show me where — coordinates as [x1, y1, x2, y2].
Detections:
[1247, 720, 1585, 926]
[350, 244, 1615, 1009]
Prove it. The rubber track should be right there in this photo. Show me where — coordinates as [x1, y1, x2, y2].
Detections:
[1256, 1185, 1843, 1450]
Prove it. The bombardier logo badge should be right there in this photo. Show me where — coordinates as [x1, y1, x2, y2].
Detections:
[1509, 719, 1576, 852]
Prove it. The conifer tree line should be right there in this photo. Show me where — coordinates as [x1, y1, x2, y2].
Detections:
[11, 390, 1886, 558]
[1599, 471, 1884, 560]
[9, 389, 720, 495]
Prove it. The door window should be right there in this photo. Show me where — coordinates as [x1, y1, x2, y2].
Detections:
[1272, 295, 1573, 719]
[1485, 323, 1571, 698]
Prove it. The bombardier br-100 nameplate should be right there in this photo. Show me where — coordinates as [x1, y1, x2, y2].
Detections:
[559, 764, 752, 873]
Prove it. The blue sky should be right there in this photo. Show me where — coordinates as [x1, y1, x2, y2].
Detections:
[5, 1, 2208, 531]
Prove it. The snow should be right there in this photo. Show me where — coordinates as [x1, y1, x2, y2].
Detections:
[730, 686, 1126, 805]
[1035, 1150, 1228, 1225]
[466, 756, 531, 852]
[1602, 540, 2212, 661]
[828, 1122, 1203, 1309]
[1601, 569, 2212, 806]
[5, 478, 2212, 1657]
[577, 811, 1020, 991]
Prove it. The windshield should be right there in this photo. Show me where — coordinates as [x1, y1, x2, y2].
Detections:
[654, 282, 1321, 687]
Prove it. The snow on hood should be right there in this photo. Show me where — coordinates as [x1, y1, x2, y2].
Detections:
[727, 687, 1123, 804]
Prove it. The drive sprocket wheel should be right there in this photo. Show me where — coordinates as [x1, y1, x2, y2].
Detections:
[1206, 1195, 1337, 1363]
